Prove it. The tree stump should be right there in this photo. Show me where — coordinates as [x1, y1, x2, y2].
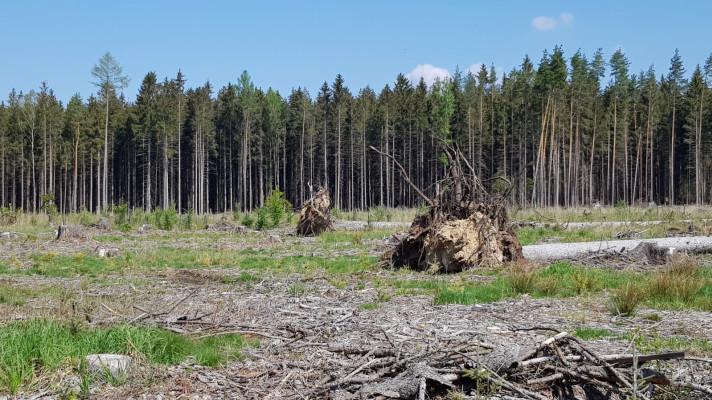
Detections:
[296, 188, 334, 236]
[56, 225, 88, 241]
[371, 146, 523, 273]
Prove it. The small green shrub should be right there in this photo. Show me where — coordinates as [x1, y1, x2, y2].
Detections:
[331, 207, 343, 220]
[255, 208, 269, 230]
[113, 202, 130, 229]
[181, 211, 194, 230]
[0, 207, 17, 225]
[232, 203, 242, 222]
[241, 213, 255, 229]
[78, 209, 96, 227]
[41, 194, 58, 223]
[615, 200, 628, 209]
[288, 283, 306, 296]
[369, 206, 393, 222]
[573, 272, 600, 294]
[264, 188, 291, 226]
[152, 205, 178, 231]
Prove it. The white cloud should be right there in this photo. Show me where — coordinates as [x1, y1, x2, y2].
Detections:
[532, 16, 558, 31]
[559, 12, 574, 26]
[531, 12, 574, 31]
[407, 64, 449, 86]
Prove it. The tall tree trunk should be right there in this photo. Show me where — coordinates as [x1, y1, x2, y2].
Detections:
[103, 90, 109, 212]
[73, 128, 79, 212]
[163, 129, 169, 209]
[670, 96, 676, 204]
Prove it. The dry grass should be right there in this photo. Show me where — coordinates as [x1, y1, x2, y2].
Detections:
[507, 263, 536, 294]
[609, 282, 645, 316]
[648, 255, 704, 303]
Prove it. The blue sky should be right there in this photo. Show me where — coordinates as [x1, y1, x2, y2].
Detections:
[1, 0, 710, 103]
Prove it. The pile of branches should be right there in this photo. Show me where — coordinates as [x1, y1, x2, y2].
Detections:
[503, 332, 691, 400]
[296, 187, 334, 236]
[373, 145, 522, 272]
[306, 332, 706, 399]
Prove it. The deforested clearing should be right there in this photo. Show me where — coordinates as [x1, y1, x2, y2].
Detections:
[1, 205, 711, 398]
[3, 5, 712, 397]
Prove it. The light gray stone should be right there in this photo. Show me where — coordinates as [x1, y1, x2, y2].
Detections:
[86, 354, 133, 378]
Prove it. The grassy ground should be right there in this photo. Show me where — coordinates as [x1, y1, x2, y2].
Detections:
[0, 320, 250, 394]
[1, 208, 712, 395]
[512, 204, 712, 223]
[2, 241, 709, 313]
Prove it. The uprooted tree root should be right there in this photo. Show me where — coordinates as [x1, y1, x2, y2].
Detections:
[373, 145, 522, 272]
[385, 202, 522, 272]
[296, 187, 334, 236]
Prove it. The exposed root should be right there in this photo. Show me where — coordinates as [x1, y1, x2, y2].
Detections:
[296, 187, 334, 236]
[375, 145, 522, 272]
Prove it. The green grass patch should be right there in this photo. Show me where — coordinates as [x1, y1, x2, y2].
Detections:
[319, 229, 396, 245]
[287, 283, 306, 296]
[93, 235, 126, 243]
[0, 284, 39, 306]
[393, 261, 711, 312]
[0, 320, 252, 394]
[0, 283, 69, 307]
[0, 250, 376, 278]
[359, 302, 379, 311]
[433, 278, 514, 305]
[574, 327, 615, 340]
[624, 333, 712, 356]
[517, 226, 605, 246]
[574, 326, 712, 356]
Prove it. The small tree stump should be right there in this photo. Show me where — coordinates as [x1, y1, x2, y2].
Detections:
[296, 187, 334, 236]
[56, 225, 88, 241]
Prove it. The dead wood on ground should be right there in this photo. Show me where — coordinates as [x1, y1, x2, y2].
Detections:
[373, 145, 522, 272]
[296, 187, 334, 236]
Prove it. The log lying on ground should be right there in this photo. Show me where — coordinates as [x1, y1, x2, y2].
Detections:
[296, 187, 334, 236]
[374, 145, 522, 272]
[522, 236, 712, 263]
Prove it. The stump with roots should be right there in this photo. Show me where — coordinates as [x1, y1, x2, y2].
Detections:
[372, 145, 523, 272]
[296, 187, 334, 236]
